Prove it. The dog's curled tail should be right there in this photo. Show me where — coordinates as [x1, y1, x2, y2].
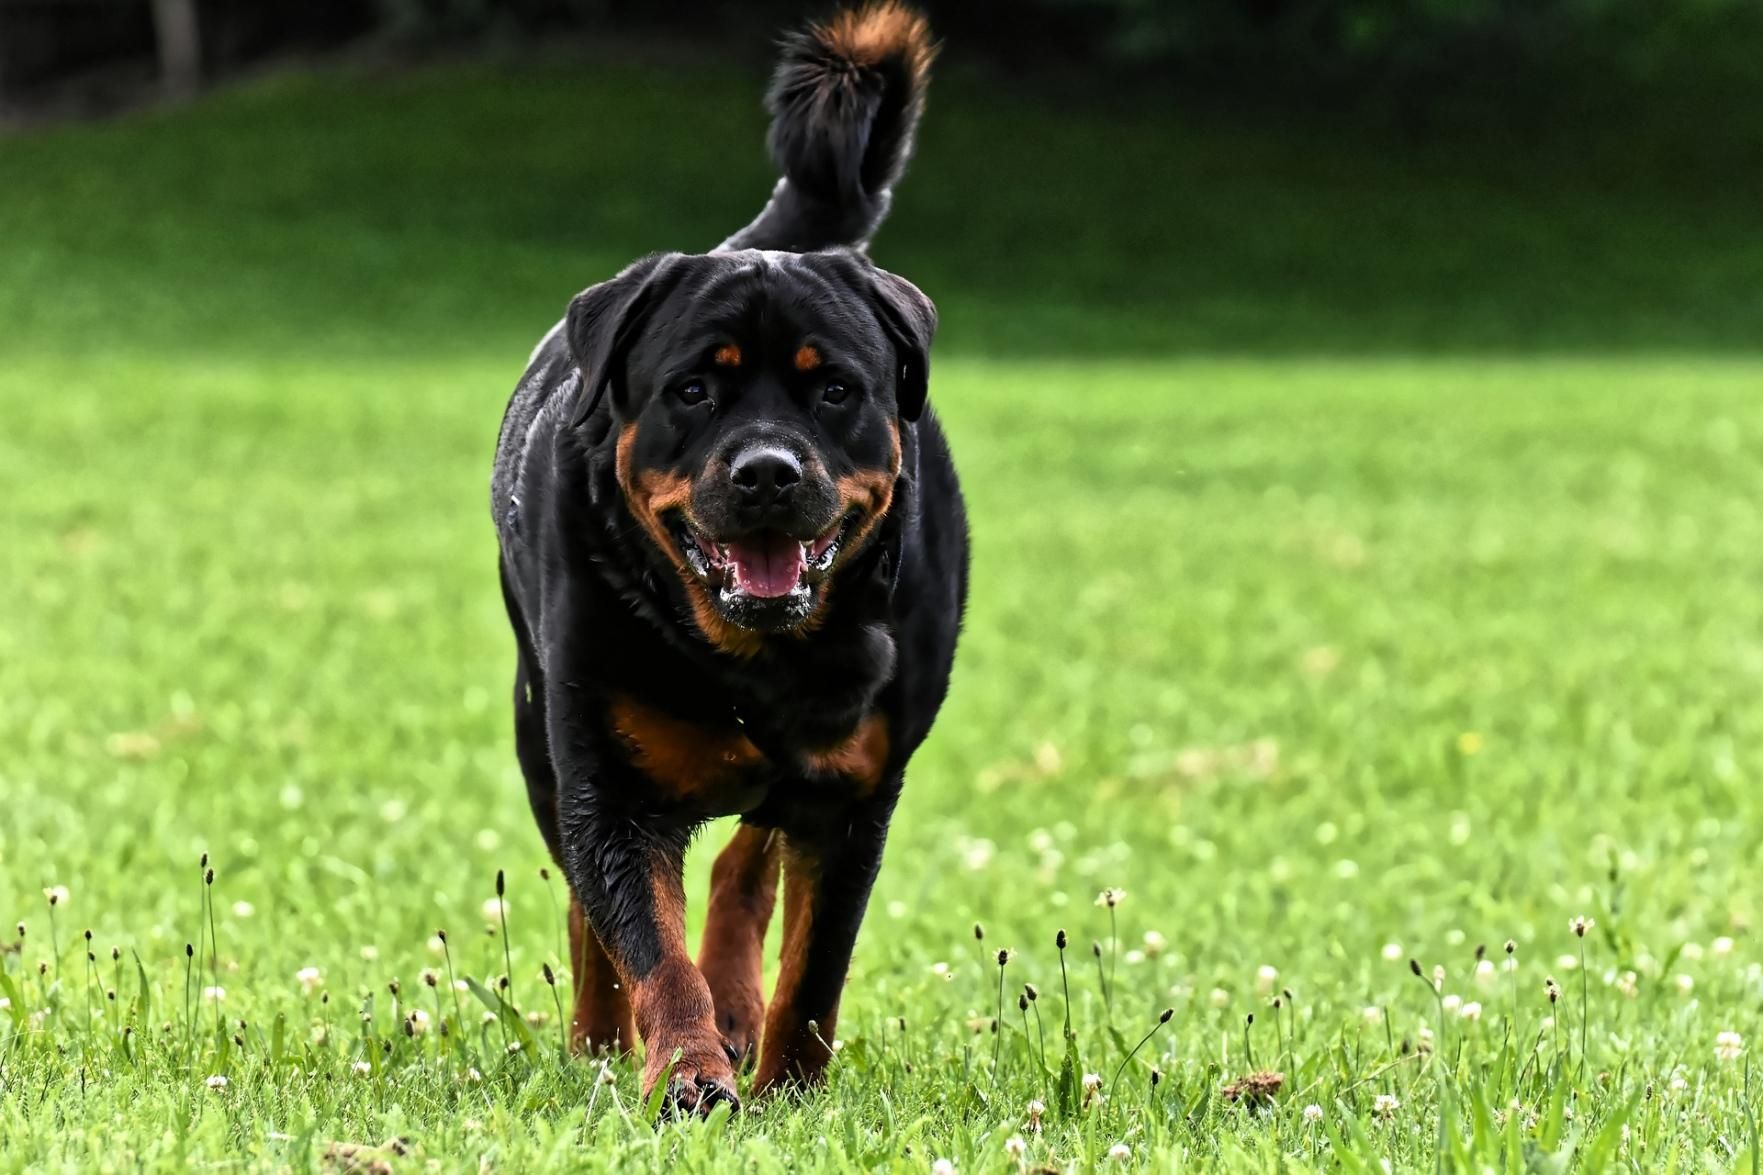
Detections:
[718, 2, 935, 254]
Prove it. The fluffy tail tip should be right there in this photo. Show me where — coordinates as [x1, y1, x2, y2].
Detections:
[766, 2, 937, 207]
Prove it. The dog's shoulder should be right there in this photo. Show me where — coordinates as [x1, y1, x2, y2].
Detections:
[491, 323, 576, 540]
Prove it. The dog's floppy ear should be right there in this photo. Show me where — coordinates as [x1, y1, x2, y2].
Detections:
[868, 268, 936, 422]
[566, 253, 684, 428]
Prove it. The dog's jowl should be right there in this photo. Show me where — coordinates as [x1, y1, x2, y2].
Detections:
[490, 3, 967, 1114]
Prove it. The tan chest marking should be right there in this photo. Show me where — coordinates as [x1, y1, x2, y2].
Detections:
[609, 696, 765, 803]
[804, 713, 890, 792]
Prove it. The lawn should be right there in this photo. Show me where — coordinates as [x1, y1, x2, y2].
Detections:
[3, 51, 1763, 1172]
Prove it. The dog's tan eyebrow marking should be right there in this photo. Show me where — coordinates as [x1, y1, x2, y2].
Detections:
[713, 343, 743, 367]
[793, 344, 822, 372]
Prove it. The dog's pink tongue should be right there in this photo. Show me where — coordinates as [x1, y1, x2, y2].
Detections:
[726, 532, 803, 598]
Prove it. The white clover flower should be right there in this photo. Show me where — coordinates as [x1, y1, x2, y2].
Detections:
[43, 886, 70, 908]
[1374, 1093, 1401, 1118]
[1004, 1136, 1027, 1159]
[1209, 988, 1230, 1009]
[352, 1061, 372, 1076]
[202, 986, 226, 1003]
[1304, 1103, 1324, 1123]
[1681, 942, 1705, 961]
[1615, 971, 1639, 999]
[1108, 1144, 1131, 1162]
[482, 898, 508, 924]
[1143, 930, 1167, 956]
[427, 935, 447, 955]
[1256, 964, 1279, 994]
[231, 901, 255, 918]
[1474, 959, 1498, 988]
[1381, 942, 1403, 962]
[598, 1065, 617, 1086]
[1361, 1005, 1383, 1026]
[1442, 994, 1462, 1014]
[1716, 1031, 1744, 1063]
[1556, 954, 1579, 971]
[930, 962, 950, 977]
[205, 1074, 228, 1090]
[1674, 974, 1694, 995]
[296, 966, 322, 995]
[1026, 1099, 1046, 1121]
[1082, 1072, 1102, 1092]
[931, 1160, 955, 1175]
[466, 1067, 483, 1084]
[1459, 1001, 1483, 1022]
[407, 1009, 431, 1035]
[360, 945, 380, 962]
[1712, 936, 1735, 958]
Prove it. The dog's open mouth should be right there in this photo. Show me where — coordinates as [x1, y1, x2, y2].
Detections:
[670, 512, 855, 625]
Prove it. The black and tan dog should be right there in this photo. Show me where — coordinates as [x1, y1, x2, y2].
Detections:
[490, 4, 966, 1113]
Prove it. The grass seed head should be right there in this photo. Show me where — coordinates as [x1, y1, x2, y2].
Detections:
[1221, 1070, 1284, 1105]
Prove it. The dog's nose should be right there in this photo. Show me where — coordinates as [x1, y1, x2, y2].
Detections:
[730, 448, 801, 506]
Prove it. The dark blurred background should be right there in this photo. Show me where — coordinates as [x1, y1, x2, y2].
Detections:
[6, 0, 1761, 123]
[3, 1, 1758, 362]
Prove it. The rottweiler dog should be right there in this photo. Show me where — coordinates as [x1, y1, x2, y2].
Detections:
[491, 3, 966, 1113]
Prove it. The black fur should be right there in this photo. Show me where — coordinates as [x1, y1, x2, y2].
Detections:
[490, 4, 964, 1108]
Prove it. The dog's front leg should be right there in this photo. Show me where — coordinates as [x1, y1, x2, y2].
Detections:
[752, 791, 896, 1095]
[556, 782, 738, 1114]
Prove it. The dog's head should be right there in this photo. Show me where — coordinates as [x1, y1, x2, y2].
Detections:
[567, 248, 934, 654]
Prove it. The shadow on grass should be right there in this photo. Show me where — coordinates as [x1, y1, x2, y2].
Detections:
[1, 57, 1759, 364]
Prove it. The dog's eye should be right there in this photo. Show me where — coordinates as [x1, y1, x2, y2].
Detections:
[822, 381, 851, 405]
[676, 380, 709, 406]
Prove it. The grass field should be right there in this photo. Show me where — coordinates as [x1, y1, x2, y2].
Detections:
[4, 53, 1763, 1172]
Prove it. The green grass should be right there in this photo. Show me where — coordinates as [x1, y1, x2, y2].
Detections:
[3, 53, 1763, 1172]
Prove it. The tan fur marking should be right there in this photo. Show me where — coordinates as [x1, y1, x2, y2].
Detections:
[805, 714, 890, 792]
[626, 863, 731, 1099]
[753, 843, 834, 1093]
[609, 696, 765, 803]
[616, 423, 765, 659]
[714, 343, 743, 367]
[794, 344, 822, 372]
[567, 895, 634, 1056]
[818, 2, 936, 79]
[836, 420, 903, 557]
[697, 825, 782, 1063]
